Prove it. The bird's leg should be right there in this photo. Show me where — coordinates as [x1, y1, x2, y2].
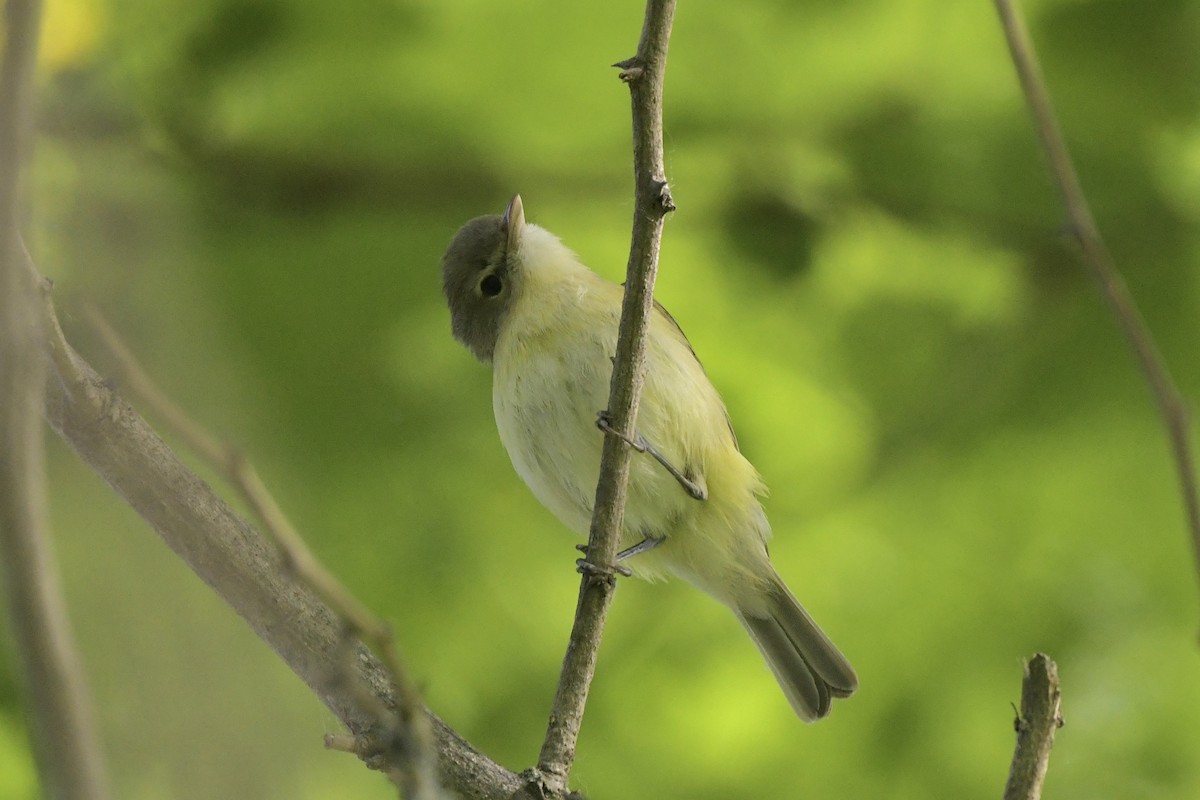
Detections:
[595, 411, 708, 501]
[616, 534, 664, 561]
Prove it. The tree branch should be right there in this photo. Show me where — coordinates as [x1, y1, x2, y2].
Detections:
[35, 282, 530, 799]
[534, 1, 677, 794]
[994, 0, 1200, 605]
[0, 1, 113, 797]
[80, 308, 440, 799]
[1003, 653, 1063, 800]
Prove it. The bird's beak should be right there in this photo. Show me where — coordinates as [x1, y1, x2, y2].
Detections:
[503, 194, 524, 255]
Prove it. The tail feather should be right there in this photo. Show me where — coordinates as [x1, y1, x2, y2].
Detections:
[738, 612, 830, 720]
[736, 579, 857, 722]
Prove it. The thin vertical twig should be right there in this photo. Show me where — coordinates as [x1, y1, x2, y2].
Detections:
[1003, 654, 1063, 800]
[994, 0, 1200, 598]
[533, 0, 677, 794]
[0, 1, 112, 798]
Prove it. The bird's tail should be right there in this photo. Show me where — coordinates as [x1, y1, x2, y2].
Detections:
[735, 574, 857, 722]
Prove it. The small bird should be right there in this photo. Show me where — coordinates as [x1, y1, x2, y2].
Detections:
[441, 195, 857, 721]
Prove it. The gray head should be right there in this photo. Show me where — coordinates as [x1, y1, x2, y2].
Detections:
[441, 195, 525, 363]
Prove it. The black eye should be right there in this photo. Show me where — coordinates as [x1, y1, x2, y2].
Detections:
[480, 274, 503, 297]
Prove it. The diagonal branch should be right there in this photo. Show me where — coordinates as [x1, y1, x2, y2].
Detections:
[994, 0, 1200, 600]
[80, 307, 440, 798]
[534, 0, 677, 794]
[34, 274, 531, 799]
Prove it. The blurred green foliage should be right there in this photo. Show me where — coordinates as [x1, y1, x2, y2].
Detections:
[2, 0, 1199, 797]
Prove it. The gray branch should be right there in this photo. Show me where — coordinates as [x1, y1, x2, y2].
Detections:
[533, 1, 677, 796]
[994, 0, 1200, 609]
[1003, 654, 1063, 800]
[41, 332, 527, 800]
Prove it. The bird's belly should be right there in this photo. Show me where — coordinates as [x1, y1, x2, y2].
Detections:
[492, 339, 692, 547]
[493, 348, 607, 536]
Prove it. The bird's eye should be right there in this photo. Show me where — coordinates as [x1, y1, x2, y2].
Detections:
[480, 274, 503, 297]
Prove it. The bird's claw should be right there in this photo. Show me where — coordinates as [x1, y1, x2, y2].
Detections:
[576, 557, 633, 579]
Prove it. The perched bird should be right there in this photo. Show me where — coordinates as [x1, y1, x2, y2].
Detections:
[441, 195, 857, 721]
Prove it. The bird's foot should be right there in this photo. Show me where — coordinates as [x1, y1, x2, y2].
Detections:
[574, 535, 663, 575]
[575, 552, 633, 579]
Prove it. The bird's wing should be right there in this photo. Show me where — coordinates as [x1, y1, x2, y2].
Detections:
[651, 298, 741, 452]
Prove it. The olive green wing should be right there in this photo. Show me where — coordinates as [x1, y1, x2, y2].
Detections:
[651, 298, 741, 451]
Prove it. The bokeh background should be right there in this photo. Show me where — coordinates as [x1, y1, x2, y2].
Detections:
[2, 0, 1200, 797]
